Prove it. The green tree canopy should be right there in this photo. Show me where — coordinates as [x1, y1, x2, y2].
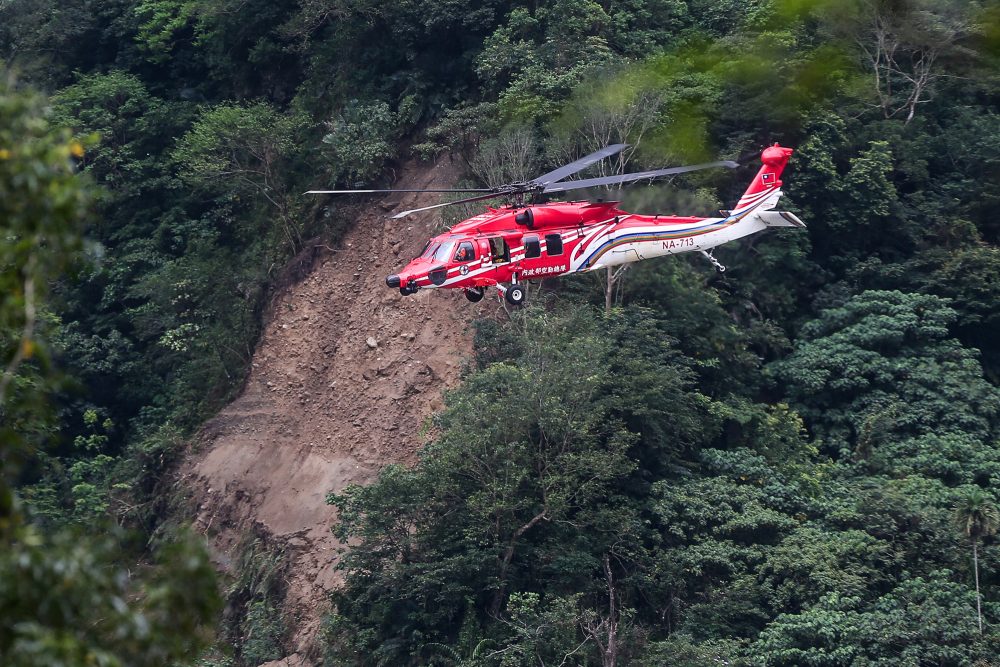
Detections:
[1, 78, 220, 667]
[771, 290, 1000, 475]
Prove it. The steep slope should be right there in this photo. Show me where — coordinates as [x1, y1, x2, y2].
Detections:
[179, 157, 489, 663]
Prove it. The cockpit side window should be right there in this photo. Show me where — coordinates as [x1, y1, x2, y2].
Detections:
[454, 241, 476, 262]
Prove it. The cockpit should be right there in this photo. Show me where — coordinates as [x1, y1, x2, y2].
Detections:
[387, 237, 484, 293]
[419, 239, 477, 263]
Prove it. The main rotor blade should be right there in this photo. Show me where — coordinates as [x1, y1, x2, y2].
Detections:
[532, 144, 630, 186]
[305, 188, 494, 195]
[541, 160, 739, 194]
[390, 191, 505, 219]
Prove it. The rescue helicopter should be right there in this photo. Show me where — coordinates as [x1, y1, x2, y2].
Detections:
[308, 144, 803, 306]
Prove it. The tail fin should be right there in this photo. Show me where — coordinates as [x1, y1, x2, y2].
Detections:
[733, 144, 794, 213]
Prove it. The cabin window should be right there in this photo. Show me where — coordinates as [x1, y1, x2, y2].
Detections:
[524, 234, 541, 259]
[454, 241, 475, 262]
[545, 234, 563, 256]
[489, 237, 510, 263]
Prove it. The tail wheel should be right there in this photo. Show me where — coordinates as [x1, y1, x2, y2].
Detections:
[465, 287, 485, 303]
[505, 284, 526, 306]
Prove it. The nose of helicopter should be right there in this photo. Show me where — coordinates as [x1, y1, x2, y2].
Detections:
[385, 274, 401, 288]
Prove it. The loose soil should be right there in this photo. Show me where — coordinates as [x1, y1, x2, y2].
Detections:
[179, 157, 493, 665]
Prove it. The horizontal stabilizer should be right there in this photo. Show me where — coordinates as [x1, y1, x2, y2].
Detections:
[756, 210, 805, 228]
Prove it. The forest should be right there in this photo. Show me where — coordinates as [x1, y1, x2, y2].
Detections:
[2, 0, 1000, 665]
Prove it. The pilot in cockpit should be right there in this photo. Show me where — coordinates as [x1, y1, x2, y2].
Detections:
[455, 243, 474, 262]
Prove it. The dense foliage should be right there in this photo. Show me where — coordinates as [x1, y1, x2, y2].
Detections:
[0, 80, 219, 666]
[3, 0, 1000, 664]
[327, 301, 1000, 665]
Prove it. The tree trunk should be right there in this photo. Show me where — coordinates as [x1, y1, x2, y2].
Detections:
[491, 510, 547, 615]
[604, 267, 614, 314]
[603, 554, 618, 667]
[603, 265, 629, 314]
[974, 540, 983, 634]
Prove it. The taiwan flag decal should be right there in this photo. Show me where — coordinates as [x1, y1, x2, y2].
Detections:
[761, 172, 775, 185]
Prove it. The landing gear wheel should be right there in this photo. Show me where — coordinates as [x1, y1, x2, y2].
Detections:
[465, 287, 485, 303]
[505, 284, 526, 306]
[400, 283, 417, 296]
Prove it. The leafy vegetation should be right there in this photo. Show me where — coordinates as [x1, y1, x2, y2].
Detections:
[0, 79, 219, 666]
[3, 0, 1000, 664]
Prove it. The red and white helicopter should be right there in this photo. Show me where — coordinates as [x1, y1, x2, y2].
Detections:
[309, 144, 803, 306]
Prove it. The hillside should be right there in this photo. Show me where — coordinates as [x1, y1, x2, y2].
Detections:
[181, 158, 487, 661]
[4, 1, 1000, 665]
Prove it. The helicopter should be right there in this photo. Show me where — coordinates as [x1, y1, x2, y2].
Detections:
[308, 144, 803, 306]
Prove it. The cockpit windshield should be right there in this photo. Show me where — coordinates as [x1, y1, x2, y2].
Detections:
[419, 240, 458, 262]
[419, 242, 439, 259]
[431, 241, 456, 262]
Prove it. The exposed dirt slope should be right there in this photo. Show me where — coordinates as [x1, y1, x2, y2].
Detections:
[179, 157, 489, 664]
